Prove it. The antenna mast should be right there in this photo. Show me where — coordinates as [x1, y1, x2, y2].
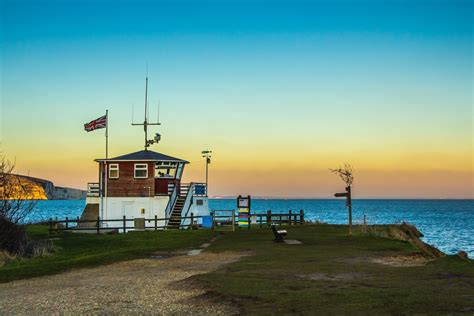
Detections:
[132, 72, 161, 150]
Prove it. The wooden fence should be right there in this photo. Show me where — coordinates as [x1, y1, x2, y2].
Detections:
[49, 210, 305, 234]
[211, 210, 305, 230]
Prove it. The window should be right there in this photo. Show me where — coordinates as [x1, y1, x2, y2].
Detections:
[155, 161, 177, 178]
[109, 164, 119, 179]
[134, 164, 148, 178]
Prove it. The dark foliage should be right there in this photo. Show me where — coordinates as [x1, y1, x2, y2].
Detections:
[0, 216, 28, 254]
[0, 154, 43, 256]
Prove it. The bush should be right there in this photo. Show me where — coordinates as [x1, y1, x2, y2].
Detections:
[0, 216, 51, 257]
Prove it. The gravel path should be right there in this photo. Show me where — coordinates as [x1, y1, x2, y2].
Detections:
[0, 251, 245, 315]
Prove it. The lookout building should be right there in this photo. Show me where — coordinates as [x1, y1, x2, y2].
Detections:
[84, 149, 208, 230]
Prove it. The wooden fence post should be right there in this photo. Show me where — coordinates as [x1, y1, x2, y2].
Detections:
[300, 209, 304, 224]
[65, 217, 69, 229]
[210, 211, 214, 230]
[49, 218, 53, 235]
[232, 212, 235, 231]
[155, 215, 158, 231]
[288, 210, 292, 225]
[363, 214, 367, 233]
[96, 216, 100, 234]
[123, 215, 126, 233]
[248, 212, 251, 230]
[266, 210, 271, 226]
[190, 212, 194, 229]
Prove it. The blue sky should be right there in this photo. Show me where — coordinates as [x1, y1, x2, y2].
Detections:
[1, 0, 472, 197]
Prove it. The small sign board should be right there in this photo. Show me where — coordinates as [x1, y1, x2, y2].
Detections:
[237, 195, 251, 209]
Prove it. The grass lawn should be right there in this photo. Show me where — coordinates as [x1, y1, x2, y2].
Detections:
[197, 224, 474, 314]
[0, 225, 213, 283]
[2, 224, 473, 314]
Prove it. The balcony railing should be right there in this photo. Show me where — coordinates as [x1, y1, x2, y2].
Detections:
[87, 182, 100, 197]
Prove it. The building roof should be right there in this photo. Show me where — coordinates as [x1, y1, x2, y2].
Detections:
[95, 150, 189, 163]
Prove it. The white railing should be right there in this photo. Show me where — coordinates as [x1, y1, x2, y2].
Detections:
[164, 183, 178, 225]
[167, 183, 175, 195]
[87, 182, 100, 197]
[180, 182, 207, 227]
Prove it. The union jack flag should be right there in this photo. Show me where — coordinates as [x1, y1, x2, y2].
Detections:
[84, 114, 107, 132]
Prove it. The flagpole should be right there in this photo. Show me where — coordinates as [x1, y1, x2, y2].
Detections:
[105, 110, 108, 224]
[106, 110, 109, 159]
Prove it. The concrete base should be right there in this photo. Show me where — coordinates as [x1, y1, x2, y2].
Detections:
[284, 239, 302, 245]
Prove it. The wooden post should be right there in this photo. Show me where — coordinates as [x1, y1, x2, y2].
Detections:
[96, 216, 100, 234]
[49, 218, 53, 235]
[248, 212, 251, 230]
[210, 211, 214, 230]
[65, 217, 69, 229]
[232, 211, 235, 231]
[190, 212, 194, 230]
[288, 210, 292, 225]
[267, 210, 271, 226]
[279, 214, 282, 226]
[155, 215, 158, 231]
[123, 215, 126, 233]
[300, 209, 304, 224]
[76, 216, 80, 227]
[363, 214, 367, 233]
[347, 186, 352, 235]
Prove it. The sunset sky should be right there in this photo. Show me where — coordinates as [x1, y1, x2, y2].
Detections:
[1, 0, 472, 198]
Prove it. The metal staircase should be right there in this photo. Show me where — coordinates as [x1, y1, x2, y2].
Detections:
[166, 184, 190, 229]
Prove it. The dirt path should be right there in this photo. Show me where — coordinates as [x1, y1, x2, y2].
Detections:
[0, 251, 245, 315]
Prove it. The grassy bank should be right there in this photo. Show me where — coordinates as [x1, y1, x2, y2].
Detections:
[197, 225, 474, 314]
[0, 225, 213, 283]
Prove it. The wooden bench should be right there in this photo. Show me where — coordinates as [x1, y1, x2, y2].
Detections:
[271, 224, 287, 243]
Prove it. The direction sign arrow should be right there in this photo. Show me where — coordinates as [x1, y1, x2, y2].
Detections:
[334, 192, 348, 197]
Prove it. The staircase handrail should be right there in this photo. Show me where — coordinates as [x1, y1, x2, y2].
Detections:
[165, 183, 178, 224]
[180, 182, 198, 227]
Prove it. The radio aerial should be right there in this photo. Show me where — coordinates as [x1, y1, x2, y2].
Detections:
[132, 73, 161, 150]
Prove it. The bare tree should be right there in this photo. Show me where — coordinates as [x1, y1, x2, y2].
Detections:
[329, 163, 354, 187]
[0, 155, 36, 223]
[0, 154, 38, 256]
[330, 163, 355, 235]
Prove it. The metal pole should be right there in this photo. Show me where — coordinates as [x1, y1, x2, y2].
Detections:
[106, 110, 108, 159]
[104, 109, 109, 223]
[144, 76, 148, 150]
[205, 158, 208, 195]
[201, 151, 211, 197]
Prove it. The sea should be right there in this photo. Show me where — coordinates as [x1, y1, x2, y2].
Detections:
[25, 199, 473, 257]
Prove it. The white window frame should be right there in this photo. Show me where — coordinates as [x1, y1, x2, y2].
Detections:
[109, 164, 119, 179]
[134, 163, 148, 179]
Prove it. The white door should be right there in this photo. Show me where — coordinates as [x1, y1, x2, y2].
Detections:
[122, 202, 133, 218]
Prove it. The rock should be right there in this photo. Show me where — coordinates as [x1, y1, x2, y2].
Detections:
[5, 174, 86, 200]
[457, 251, 469, 260]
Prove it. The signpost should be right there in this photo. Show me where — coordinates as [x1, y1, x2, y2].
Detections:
[334, 186, 352, 235]
[237, 195, 251, 229]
